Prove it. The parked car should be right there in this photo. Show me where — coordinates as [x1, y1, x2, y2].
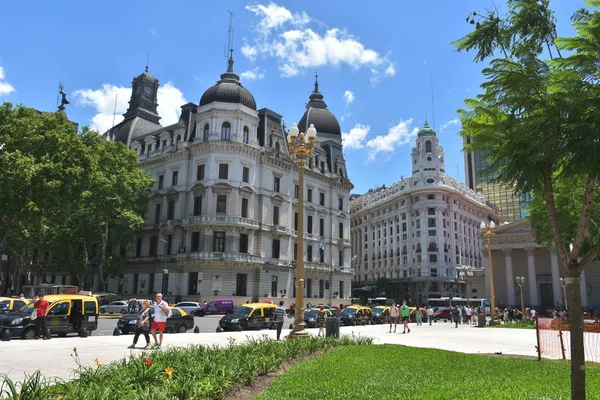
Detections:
[99, 301, 129, 315]
[339, 305, 372, 326]
[0, 297, 30, 315]
[174, 302, 201, 315]
[117, 307, 193, 334]
[304, 308, 335, 328]
[371, 306, 390, 324]
[434, 308, 453, 322]
[0, 294, 98, 339]
[193, 299, 235, 317]
[218, 303, 276, 331]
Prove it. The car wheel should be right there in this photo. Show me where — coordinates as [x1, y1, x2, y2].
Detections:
[120, 329, 128, 335]
[197, 311, 205, 317]
[121, 309, 127, 314]
[22, 327, 35, 340]
[351, 321, 357, 326]
[58, 333, 67, 337]
[100, 309, 105, 314]
[236, 325, 243, 332]
[177, 325, 187, 333]
[87, 328, 93, 336]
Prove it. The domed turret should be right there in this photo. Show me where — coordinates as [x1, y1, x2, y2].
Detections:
[418, 121, 436, 137]
[297, 76, 341, 137]
[199, 50, 257, 110]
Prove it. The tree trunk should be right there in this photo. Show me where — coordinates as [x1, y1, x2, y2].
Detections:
[97, 225, 109, 293]
[567, 267, 586, 400]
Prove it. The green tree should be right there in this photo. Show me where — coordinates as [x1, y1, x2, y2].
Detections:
[454, 1, 600, 397]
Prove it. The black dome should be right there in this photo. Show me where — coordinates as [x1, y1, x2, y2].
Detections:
[298, 78, 341, 136]
[200, 80, 256, 110]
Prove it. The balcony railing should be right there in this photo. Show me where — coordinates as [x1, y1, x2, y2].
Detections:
[291, 260, 331, 273]
[177, 252, 263, 264]
[159, 219, 182, 228]
[183, 215, 260, 229]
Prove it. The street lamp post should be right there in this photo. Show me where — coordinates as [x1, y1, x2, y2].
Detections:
[458, 266, 474, 307]
[287, 122, 317, 338]
[480, 221, 497, 324]
[160, 239, 168, 295]
[559, 277, 568, 310]
[515, 276, 526, 313]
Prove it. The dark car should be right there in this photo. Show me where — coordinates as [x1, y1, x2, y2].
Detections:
[117, 307, 193, 334]
[371, 306, 390, 324]
[304, 308, 335, 328]
[339, 306, 372, 326]
[219, 303, 276, 332]
[193, 299, 235, 317]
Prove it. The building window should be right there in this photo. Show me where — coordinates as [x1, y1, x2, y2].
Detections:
[149, 236, 158, 256]
[425, 140, 432, 153]
[307, 215, 313, 234]
[307, 245, 313, 262]
[213, 232, 225, 252]
[135, 238, 142, 257]
[273, 176, 280, 192]
[242, 167, 249, 183]
[338, 222, 344, 239]
[273, 206, 280, 225]
[427, 194, 435, 200]
[319, 218, 325, 237]
[402, 222, 407, 232]
[319, 192, 325, 206]
[294, 184, 299, 199]
[428, 218, 436, 227]
[193, 196, 202, 216]
[158, 175, 164, 190]
[272, 239, 280, 259]
[219, 164, 228, 179]
[167, 200, 175, 220]
[191, 232, 200, 252]
[154, 204, 161, 224]
[167, 234, 172, 254]
[243, 126, 249, 144]
[203, 124, 209, 141]
[221, 122, 231, 140]
[429, 230, 436, 236]
[241, 198, 249, 218]
[338, 197, 343, 211]
[307, 189, 312, 203]
[216, 195, 227, 214]
[197, 164, 205, 181]
[339, 251, 343, 267]
[294, 212, 298, 231]
[319, 246, 325, 263]
[429, 254, 438, 263]
[428, 207, 435, 215]
[171, 171, 178, 186]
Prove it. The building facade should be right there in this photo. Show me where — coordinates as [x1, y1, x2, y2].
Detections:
[102, 57, 354, 303]
[350, 123, 499, 305]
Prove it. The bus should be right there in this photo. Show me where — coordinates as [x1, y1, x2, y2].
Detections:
[367, 297, 393, 306]
[427, 297, 491, 315]
[22, 284, 80, 298]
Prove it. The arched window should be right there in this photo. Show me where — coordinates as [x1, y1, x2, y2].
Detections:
[269, 135, 273, 147]
[275, 141, 280, 153]
[203, 124, 209, 141]
[425, 140, 432, 153]
[243, 126, 249, 144]
[428, 242, 438, 252]
[221, 122, 231, 141]
[416, 243, 422, 252]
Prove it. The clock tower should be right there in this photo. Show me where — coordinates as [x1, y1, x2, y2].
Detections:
[123, 66, 161, 124]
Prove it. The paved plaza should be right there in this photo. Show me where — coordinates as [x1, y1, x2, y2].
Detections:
[0, 322, 541, 384]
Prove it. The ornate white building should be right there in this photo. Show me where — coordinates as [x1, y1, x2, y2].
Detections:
[350, 123, 500, 304]
[104, 56, 354, 303]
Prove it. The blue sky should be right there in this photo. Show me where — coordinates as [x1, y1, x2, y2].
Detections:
[0, 1, 580, 194]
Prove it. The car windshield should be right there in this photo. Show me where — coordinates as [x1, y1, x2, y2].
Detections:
[0, 300, 9, 309]
[233, 306, 252, 317]
[341, 308, 357, 315]
[305, 310, 318, 317]
[21, 302, 35, 312]
[372, 307, 385, 313]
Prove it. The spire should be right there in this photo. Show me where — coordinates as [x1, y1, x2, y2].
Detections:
[306, 74, 326, 109]
[219, 11, 240, 82]
[145, 53, 150, 73]
[227, 49, 234, 73]
[314, 73, 319, 93]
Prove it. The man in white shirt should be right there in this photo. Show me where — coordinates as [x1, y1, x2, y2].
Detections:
[465, 306, 472, 325]
[426, 306, 434, 326]
[151, 293, 170, 349]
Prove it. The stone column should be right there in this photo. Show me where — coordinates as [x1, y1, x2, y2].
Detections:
[503, 248, 516, 306]
[580, 269, 589, 307]
[525, 247, 539, 306]
[550, 248, 562, 307]
[482, 250, 491, 300]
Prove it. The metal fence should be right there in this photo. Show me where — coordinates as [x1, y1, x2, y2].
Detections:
[536, 316, 600, 364]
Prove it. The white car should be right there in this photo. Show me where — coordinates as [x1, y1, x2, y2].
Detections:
[175, 302, 201, 315]
[100, 301, 129, 314]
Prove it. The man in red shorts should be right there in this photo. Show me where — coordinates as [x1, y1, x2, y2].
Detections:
[151, 293, 170, 349]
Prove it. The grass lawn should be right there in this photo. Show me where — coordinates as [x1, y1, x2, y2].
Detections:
[256, 345, 600, 400]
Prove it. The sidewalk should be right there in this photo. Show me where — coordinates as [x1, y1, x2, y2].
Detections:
[0, 322, 540, 384]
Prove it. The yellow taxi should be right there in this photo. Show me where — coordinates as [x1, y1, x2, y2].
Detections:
[218, 302, 277, 331]
[304, 308, 335, 328]
[371, 306, 390, 324]
[0, 297, 30, 314]
[339, 305, 372, 326]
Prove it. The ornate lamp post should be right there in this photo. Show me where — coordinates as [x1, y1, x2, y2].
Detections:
[480, 221, 497, 324]
[559, 277, 568, 310]
[287, 122, 317, 338]
[160, 239, 169, 295]
[515, 276, 526, 313]
[458, 266, 474, 306]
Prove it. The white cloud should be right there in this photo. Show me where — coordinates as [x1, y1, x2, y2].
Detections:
[243, 4, 392, 82]
[0, 65, 15, 96]
[343, 90, 355, 105]
[365, 119, 418, 161]
[74, 82, 187, 133]
[240, 67, 265, 81]
[342, 123, 369, 149]
[150, 29, 156, 36]
[385, 63, 396, 77]
[441, 118, 460, 131]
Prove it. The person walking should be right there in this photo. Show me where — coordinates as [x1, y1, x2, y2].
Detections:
[316, 306, 326, 337]
[128, 300, 151, 349]
[150, 293, 170, 349]
[400, 300, 411, 334]
[33, 293, 49, 340]
[274, 300, 286, 341]
[427, 305, 434, 326]
[453, 306, 460, 328]
[389, 302, 399, 333]
[415, 305, 423, 326]
[466, 306, 472, 325]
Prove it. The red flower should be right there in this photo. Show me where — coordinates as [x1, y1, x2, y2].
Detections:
[144, 358, 153, 366]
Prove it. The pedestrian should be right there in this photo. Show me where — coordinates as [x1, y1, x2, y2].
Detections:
[508, 307, 515, 323]
[19, 293, 25, 301]
[128, 297, 137, 314]
[426, 305, 434, 326]
[389, 302, 399, 332]
[128, 300, 151, 349]
[453, 306, 460, 328]
[150, 293, 170, 349]
[316, 306, 326, 337]
[503, 308, 509, 324]
[274, 300, 286, 341]
[531, 308, 537, 321]
[466, 306, 472, 325]
[415, 305, 423, 326]
[400, 300, 411, 334]
[33, 292, 49, 340]
[461, 306, 467, 324]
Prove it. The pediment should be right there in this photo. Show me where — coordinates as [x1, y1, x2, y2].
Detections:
[240, 184, 256, 194]
[272, 193, 285, 202]
[495, 219, 532, 236]
[190, 182, 205, 191]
